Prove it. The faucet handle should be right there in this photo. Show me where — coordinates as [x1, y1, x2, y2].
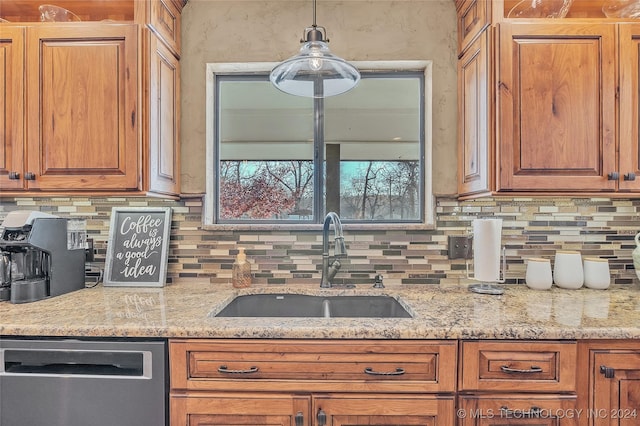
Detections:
[373, 274, 385, 288]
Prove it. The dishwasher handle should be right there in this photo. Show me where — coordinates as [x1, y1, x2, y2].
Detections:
[1, 348, 153, 378]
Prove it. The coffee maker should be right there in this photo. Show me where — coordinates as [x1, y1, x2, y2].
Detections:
[0, 211, 85, 303]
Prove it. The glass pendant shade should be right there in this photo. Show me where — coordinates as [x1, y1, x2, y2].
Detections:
[271, 0, 360, 99]
[270, 39, 360, 98]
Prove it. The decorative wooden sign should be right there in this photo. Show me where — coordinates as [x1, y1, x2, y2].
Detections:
[104, 207, 172, 287]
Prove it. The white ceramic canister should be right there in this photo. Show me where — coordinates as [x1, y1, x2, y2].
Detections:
[525, 258, 553, 290]
[583, 257, 611, 290]
[553, 251, 584, 289]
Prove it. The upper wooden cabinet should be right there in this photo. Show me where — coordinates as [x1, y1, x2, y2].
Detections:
[26, 24, 139, 191]
[456, 1, 640, 197]
[497, 22, 617, 192]
[458, 28, 492, 196]
[0, 27, 25, 191]
[618, 24, 640, 192]
[456, 0, 491, 55]
[0, 0, 183, 197]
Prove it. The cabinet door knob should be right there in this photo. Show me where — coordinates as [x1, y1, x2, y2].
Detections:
[8, 171, 20, 180]
[607, 172, 619, 180]
[295, 412, 304, 426]
[24, 172, 36, 180]
[317, 409, 327, 426]
[600, 365, 615, 378]
[624, 173, 636, 181]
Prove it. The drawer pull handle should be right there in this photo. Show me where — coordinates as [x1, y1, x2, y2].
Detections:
[500, 365, 542, 374]
[295, 412, 304, 426]
[500, 406, 542, 418]
[217, 365, 259, 374]
[364, 367, 405, 376]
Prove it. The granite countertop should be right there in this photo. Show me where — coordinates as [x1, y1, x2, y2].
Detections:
[1, 282, 640, 340]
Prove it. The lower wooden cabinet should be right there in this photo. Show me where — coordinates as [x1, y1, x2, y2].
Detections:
[169, 339, 457, 426]
[169, 338, 640, 425]
[171, 393, 454, 426]
[459, 394, 578, 426]
[170, 393, 310, 426]
[586, 341, 640, 426]
[459, 340, 579, 426]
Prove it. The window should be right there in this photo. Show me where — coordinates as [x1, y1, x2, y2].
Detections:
[204, 62, 433, 228]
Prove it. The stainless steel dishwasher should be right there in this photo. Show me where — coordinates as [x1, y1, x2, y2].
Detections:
[0, 338, 167, 426]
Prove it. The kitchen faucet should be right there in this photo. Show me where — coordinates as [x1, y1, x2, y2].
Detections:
[320, 212, 347, 288]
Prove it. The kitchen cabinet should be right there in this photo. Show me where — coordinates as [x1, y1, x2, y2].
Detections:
[0, 26, 24, 191]
[583, 341, 640, 426]
[456, 1, 640, 197]
[26, 24, 139, 191]
[172, 393, 452, 426]
[456, 0, 492, 197]
[456, 0, 490, 54]
[498, 22, 617, 192]
[458, 29, 492, 196]
[144, 24, 180, 195]
[618, 24, 640, 192]
[0, 0, 183, 197]
[459, 340, 578, 425]
[169, 339, 457, 425]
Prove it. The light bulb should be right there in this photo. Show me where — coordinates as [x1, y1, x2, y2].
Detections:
[309, 56, 323, 71]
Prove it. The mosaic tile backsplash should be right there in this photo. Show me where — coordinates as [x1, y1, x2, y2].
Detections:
[1, 196, 639, 287]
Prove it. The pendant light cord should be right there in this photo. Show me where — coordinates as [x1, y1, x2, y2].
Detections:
[312, 0, 317, 28]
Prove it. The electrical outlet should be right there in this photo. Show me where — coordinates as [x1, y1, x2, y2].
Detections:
[448, 235, 473, 259]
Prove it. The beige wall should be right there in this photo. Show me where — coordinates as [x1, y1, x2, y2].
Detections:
[180, 0, 458, 195]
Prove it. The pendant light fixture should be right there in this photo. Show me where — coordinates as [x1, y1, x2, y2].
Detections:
[270, 0, 360, 98]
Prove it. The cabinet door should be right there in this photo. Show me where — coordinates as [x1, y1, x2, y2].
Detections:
[26, 24, 139, 191]
[497, 23, 617, 192]
[147, 33, 180, 196]
[618, 24, 640, 192]
[592, 351, 640, 426]
[459, 394, 579, 426]
[456, 0, 490, 55]
[0, 26, 25, 191]
[458, 29, 491, 197]
[170, 393, 310, 426]
[313, 394, 455, 426]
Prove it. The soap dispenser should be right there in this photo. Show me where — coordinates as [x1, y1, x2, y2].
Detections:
[232, 247, 252, 288]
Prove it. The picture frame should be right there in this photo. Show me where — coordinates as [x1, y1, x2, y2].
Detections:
[104, 207, 172, 287]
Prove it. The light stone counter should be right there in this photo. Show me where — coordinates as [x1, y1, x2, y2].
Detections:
[1, 282, 640, 339]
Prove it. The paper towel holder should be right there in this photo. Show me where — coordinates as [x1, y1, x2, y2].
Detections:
[466, 246, 506, 295]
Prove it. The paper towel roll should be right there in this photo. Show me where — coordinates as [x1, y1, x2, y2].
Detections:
[472, 218, 503, 282]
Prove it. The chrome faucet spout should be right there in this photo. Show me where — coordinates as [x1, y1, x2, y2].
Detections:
[320, 212, 347, 288]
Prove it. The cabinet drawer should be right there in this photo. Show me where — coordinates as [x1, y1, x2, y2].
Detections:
[459, 394, 579, 426]
[460, 340, 577, 392]
[170, 339, 457, 393]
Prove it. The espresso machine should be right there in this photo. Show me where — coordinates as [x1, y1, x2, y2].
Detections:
[0, 211, 85, 303]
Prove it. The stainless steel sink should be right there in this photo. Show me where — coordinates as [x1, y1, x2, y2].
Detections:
[214, 294, 412, 318]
